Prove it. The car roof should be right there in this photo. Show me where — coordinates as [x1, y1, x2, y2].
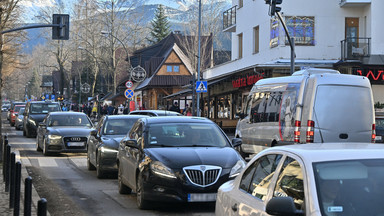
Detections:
[142, 116, 214, 124]
[28, 101, 59, 104]
[49, 111, 84, 116]
[130, 110, 182, 115]
[259, 143, 384, 163]
[106, 115, 148, 120]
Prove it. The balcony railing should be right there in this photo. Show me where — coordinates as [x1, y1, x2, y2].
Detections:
[341, 37, 371, 60]
[223, 6, 236, 32]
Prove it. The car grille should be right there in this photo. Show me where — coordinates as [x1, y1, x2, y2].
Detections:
[63, 137, 87, 149]
[183, 165, 222, 187]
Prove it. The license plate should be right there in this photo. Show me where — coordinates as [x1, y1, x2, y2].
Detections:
[188, 193, 216, 202]
[67, 142, 84, 147]
[375, 136, 382, 141]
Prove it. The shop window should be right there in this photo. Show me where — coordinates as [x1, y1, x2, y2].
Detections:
[218, 95, 231, 119]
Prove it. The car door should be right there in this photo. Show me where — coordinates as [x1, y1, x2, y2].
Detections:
[89, 117, 105, 165]
[226, 153, 284, 216]
[37, 115, 49, 146]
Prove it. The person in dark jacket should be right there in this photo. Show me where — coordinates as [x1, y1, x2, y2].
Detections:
[169, 102, 181, 113]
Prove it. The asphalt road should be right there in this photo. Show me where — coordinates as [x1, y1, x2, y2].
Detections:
[3, 113, 216, 216]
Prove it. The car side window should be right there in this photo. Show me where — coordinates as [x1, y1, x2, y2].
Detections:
[239, 154, 282, 201]
[273, 156, 305, 211]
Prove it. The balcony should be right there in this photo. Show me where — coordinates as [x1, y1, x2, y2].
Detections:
[223, 6, 236, 32]
[341, 37, 371, 60]
[339, 0, 371, 7]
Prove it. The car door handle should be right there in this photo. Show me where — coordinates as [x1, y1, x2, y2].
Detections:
[231, 203, 238, 212]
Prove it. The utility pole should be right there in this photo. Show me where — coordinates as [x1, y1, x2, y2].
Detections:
[196, 0, 202, 117]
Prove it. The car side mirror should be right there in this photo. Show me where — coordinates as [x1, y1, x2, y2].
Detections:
[231, 138, 242, 147]
[123, 139, 138, 148]
[266, 197, 304, 216]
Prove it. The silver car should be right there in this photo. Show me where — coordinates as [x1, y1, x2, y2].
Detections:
[216, 143, 384, 216]
[15, 107, 25, 130]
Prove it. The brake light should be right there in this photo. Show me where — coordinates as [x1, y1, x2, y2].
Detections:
[372, 124, 376, 143]
[294, 120, 301, 143]
[306, 120, 315, 143]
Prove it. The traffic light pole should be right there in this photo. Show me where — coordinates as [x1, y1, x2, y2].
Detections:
[275, 12, 295, 74]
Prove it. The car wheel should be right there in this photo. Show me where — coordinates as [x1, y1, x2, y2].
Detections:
[26, 128, 32, 138]
[10, 122, 14, 127]
[36, 137, 42, 152]
[87, 151, 96, 171]
[96, 153, 106, 179]
[136, 174, 151, 210]
[43, 139, 50, 156]
[23, 128, 26, 136]
[118, 165, 132, 194]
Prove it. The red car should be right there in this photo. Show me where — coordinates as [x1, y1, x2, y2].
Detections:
[10, 105, 25, 126]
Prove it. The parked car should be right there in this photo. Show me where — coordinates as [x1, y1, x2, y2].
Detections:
[15, 107, 25, 130]
[129, 109, 183, 117]
[23, 101, 61, 138]
[87, 115, 147, 178]
[235, 68, 375, 157]
[8, 102, 26, 121]
[36, 112, 94, 156]
[10, 104, 26, 126]
[375, 113, 384, 143]
[117, 116, 245, 209]
[216, 143, 384, 216]
[2, 104, 10, 112]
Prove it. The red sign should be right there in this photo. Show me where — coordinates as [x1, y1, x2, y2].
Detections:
[125, 80, 133, 89]
[232, 74, 263, 88]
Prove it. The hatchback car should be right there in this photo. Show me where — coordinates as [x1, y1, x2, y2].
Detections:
[129, 109, 182, 117]
[8, 102, 26, 121]
[2, 104, 10, 112]
[10, 104, 26, 126]
[15, 107, 25, 130]
[117, 116, 245, 209]
[23, 101, 61, 138]
[36, 112, 94, 155]
[216, 143, 384, 216]
[87, 115, 147, 178]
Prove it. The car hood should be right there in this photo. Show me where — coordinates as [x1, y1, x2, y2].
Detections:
[100, 135, 125, 149]
[29, 114, 48, 123]
[145, 147, 241, 169]
[48, 127, 94, 136]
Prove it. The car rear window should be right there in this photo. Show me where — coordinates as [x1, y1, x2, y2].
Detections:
[31, 103, 61, 114]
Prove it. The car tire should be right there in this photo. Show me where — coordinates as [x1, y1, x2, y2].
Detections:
[118, 165, 132, 194]
[10, 122, 14, 127]
[87, 151, 96, 171]
[36, 137, 42, 152]
[136, 174, 151, 210]
[96, 152, 106, 179]
[23, 128, 26, 136]
[26, 127, 32, 138]
[43, 139, 50, 156]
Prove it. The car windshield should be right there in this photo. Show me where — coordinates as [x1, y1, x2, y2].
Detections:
[48, 115, 92, 127]
[147, 123, 228, 147]
[31, 103, 61, 114]
[18, 108, 25, 115]
[14, 106, 24, 112]
[314, 159, 384, 216]
[103, 118, 139, 135]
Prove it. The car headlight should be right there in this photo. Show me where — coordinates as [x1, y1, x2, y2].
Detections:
[150, 161, 177, 179]
[100, 146, 118, 153]
[229, 159, 246, 178]
[47, 134, 62, 145]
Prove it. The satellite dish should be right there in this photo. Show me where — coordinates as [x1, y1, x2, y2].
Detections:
[131, 65, 146, 82]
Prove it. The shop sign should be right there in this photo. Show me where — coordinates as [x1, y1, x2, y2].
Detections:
[354, 68, 384, 84]
[232, 74, 263, 88]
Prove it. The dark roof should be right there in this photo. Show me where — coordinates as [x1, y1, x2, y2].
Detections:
[129, 110, 182, 116]
[105, 115, 148, 120]
[49, 111, 86, 116]
[142, 116, 214, 124]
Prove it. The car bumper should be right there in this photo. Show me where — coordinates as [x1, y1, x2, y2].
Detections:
[141, 171, 230, 203]
[99, 151, 118, 172]
[46, 141, 87, 153]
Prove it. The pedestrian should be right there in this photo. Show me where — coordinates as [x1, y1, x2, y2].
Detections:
[117, 104, 124, 115]
[183, 104, 189, 115]
[184, 107, 193, 116]
[169, 101, 181, 113]
[107, 104, 114, 115]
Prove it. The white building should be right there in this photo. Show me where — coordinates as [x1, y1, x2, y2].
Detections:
[199, 0, 384, 129]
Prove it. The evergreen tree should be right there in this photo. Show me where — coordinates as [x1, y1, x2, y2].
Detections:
[148, 4, 171, 44]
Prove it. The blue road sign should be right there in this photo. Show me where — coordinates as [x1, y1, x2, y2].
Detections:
[51, 95, 55, 101]
[125, 89, 134, 99]
[196, 81, 208, 93]
[45, 94, 49, 100]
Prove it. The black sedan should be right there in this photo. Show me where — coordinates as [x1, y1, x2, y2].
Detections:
[87, 115, 147, 178]
[117, 116, 245, 209]
[36, 112, 94, 156]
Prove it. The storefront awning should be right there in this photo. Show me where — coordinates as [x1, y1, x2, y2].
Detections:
[164, 89, 192, 99]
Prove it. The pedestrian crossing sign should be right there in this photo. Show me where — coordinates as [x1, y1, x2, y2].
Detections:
[196, 81, 208, 93]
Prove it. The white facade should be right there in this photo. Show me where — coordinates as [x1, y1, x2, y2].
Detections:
[204, 0, 384, 80]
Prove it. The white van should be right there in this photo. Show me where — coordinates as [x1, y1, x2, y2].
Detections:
[235, 68, 375, 156]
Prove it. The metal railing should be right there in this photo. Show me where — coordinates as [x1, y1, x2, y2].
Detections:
[223, 6, 236, 31]
[341, 37, 371, 60]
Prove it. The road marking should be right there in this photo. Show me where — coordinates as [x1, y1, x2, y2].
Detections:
[38, 158, 58, 167]
[70, 158, 87, 167]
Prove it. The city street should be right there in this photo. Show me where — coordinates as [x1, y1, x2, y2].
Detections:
[3, 113, 215, 216]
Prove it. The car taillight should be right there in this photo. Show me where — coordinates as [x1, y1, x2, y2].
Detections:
[306, 120, 315, 143]
[294, 120, 301, 143]
[372, 124, 376, 143]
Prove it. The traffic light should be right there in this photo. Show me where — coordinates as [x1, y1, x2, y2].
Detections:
[265, 0, 282, 16]
[52, 14, 70, 40]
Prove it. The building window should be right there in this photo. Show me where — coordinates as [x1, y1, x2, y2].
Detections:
[166, 65, 180, 72]
[253, 26, 259, 54]
[238, 0, 243, 8]
[285, 16, 315, 46]
[238, 33, 243, 59]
